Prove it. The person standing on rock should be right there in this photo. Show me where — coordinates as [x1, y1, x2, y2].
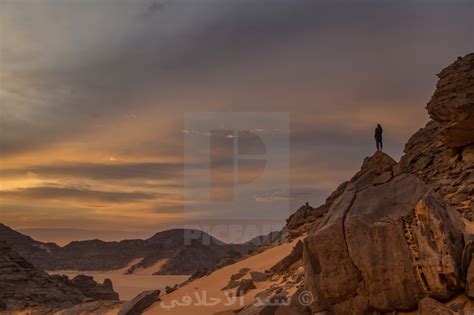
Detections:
[374, 124, 383, 151]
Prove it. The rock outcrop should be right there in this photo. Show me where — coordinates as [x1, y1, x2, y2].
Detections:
[303, 152, 465, 314]
[70, 275, 119, 301]
[399, 119, 474, 220]
[400, 53, 474, 220]
[427, 53, 474, 148]
[0, 241, 85, 312]
[236, 279, 257, 297]
[0, 241, 120, 313]
[0, 223, 58, 268]
[284, 203, 328, 239]
[298, 53, 474, 315]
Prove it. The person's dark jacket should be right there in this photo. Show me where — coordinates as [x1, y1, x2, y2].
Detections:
[375, 126, 383, 140]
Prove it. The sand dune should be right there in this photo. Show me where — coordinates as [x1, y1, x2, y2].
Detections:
[145, 239, 300, 315]
[131, 258, 169, 275]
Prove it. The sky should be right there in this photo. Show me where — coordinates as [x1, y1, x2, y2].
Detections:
[0, 0, 473, 245]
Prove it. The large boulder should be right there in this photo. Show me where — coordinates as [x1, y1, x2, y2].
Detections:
[70, 274, 119, 300]
[250, 271, 268, 282]
[236, 279, 257, 297]
[303, 152, 464, 314]
[427, 53, 474, 148]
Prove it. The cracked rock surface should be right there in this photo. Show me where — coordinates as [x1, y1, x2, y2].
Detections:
[303, 152, 465, 314]
[400, 53, 474, 220]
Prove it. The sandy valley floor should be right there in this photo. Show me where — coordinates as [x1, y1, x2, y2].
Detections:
[48, 270, 189, 301]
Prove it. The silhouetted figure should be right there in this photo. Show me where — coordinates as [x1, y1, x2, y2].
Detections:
[374, 124, 383, 151]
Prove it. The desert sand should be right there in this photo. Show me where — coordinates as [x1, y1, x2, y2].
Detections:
[49, 257, 187, 300]
[132, 259, 169, 275]
[48, 270, 188, 301]
[145, 238, 300, 315]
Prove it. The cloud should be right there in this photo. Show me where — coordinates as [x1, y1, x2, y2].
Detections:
[0, 186, 157, 203]
[143, 1, 170, 17]
[1, 162, 183, 180]
[151, 203, 184, 214]
[2, 0, 470, 158]
[1, 0, 473, 243]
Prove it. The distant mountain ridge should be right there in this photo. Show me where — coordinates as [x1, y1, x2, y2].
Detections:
[0, 224, 254, 275]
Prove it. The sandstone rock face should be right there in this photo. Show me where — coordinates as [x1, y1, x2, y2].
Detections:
[303, 152, 464, 314]
[284, 204, 328, 238]
[399, 121, 474, 220]
[398, 53, 474, 221]
[0, 241, 85, 311]
[0, 242, 121, 313]
[466, 254, 474, 298]
[418, 297, 455, 315]
[298, 55, 473, 315]
[427, 53, 474, 148]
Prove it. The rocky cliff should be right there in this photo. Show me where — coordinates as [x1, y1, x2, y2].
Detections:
[299, 53, 473, 314]
[400, 53, 474, 220]
[303, 152, 465, 314]
[427, 53, 474, 148]
[0, 242, 118, 313]
[236, 53, 473, 315]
